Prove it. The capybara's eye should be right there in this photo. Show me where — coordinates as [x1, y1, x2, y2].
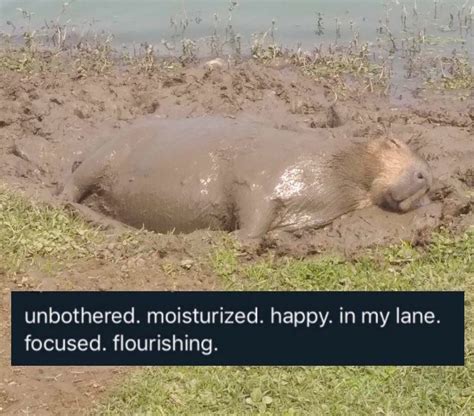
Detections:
[389, 138, 400, 148]
[416, 171, 425, 180]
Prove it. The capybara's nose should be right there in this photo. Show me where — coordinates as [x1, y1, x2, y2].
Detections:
[415, 170, 428, 183]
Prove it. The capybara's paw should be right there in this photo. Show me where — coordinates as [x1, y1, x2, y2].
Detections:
[231, 230, 264, 253]
[63, 202, 129, 233]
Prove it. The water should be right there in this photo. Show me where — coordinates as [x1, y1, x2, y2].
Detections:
[1, 0, 472, 52]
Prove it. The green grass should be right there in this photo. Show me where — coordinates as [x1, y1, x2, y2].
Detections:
[99, 365, 472, 415]
[212, 232, 473, 292]
[0, 186, 101, 273]
[98, 230, 473, 416]
[424, 56, 474, 91]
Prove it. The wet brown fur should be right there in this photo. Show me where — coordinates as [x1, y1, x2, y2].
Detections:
[330, 138, 431, 212]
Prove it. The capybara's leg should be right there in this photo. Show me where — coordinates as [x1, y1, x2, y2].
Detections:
[234, 195, 277, 240]
[59, 156, 107, 203]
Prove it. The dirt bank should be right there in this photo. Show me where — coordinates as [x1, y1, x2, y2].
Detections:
[1, 59, 472, 252]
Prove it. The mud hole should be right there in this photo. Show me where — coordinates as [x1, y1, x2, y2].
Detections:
[0, 60, 473, 415]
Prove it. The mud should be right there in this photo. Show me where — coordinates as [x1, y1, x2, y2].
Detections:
[1, 60, 472, 251]
[0, 59, 472, 414]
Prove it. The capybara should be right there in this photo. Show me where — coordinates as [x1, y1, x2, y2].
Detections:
[59, 117, 432, 240]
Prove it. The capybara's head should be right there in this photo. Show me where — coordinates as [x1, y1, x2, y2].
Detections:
[368, 138, 432, 212]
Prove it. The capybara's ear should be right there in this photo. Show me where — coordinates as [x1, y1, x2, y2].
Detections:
[381, 137, 403, 150]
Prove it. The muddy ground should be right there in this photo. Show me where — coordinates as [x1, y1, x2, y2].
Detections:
[0, 59, 473, 414]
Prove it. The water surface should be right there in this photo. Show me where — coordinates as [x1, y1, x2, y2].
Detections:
[1, 0, 472, 51]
